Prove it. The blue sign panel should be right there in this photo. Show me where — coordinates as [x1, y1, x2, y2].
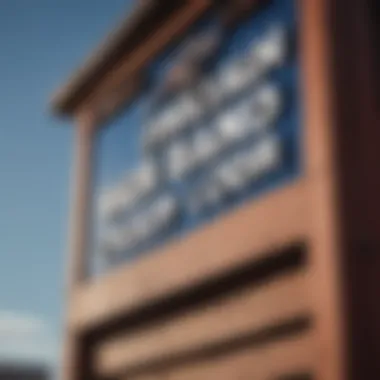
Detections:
[91, 0, 300, 277]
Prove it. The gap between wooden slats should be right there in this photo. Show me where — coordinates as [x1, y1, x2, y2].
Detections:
[130, 333, 315, 380]
[71, 181, 309, 332]
[95, 270, 311, 378]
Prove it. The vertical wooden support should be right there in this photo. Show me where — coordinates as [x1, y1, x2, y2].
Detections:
[68, 110, 94, 286]
[301, 0, 346, 379]
[61, 109, 95, 380]
[329, 0, 379, 378]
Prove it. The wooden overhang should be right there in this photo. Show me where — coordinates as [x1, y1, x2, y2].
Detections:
[50, 0, 183, 117]
[50, 0, 264, 120]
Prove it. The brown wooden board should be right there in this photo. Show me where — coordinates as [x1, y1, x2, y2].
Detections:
[95, 270, 310, 377]
[53, 0, 379, 379]
[128, 334, 316, 380]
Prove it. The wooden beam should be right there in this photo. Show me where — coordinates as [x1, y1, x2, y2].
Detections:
[95, 270, 310, 377]
[300, 0, 346, 379]
[61, 110, 95, 380]
[130, 334, 316, 380]
[80, 0, 212, 126]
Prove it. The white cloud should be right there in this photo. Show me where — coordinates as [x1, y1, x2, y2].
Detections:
[0, 311, 59, 366]
[0, 312, 46, 338]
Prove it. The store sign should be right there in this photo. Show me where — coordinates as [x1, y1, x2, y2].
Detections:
[93, 0, 300, 272]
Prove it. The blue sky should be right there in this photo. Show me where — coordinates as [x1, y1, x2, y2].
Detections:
[0, 0, 133, 366]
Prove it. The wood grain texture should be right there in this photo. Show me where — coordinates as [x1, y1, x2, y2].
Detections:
[95, 270, 310, 377]
[130, 334, 316, 380]
[69, 180, 310, 332]
[299, 0, 346, 379]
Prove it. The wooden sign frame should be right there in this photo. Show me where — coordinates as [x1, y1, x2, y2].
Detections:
[52, 0, 378, 379]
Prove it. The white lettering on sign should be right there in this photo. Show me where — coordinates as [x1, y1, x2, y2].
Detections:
[143, 25, 288, 153]
[197, 77, 223, 111]
[218, 135, 281, 191]
[219, 56, 260, 97]
[251, 82, 283, 127]
[192, 128, 223, 165]
[166, 139, 195, 180]
[101, 194, 179, 256]
[189, 135, 282, 213]
[253, 25, 287, 69]
[167, 128, 224, 180]
[217, 82, 283, 145]
[218, 25, 287, 99]
[98, 161, 158, 222]
[144, 92, 202, 151]
[97, 22, 291, 263]
[166, 81, 283, 180]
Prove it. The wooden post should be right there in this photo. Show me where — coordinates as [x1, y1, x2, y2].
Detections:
[61, 109, 95, 380]
[301, 0, 346, 379]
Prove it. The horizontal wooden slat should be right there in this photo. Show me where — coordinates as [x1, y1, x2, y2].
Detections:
[169, 333, 315, 380]
[95, 270, 310, 377]
[70, 181, 310, 332]
[129, 334, 316, 380]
